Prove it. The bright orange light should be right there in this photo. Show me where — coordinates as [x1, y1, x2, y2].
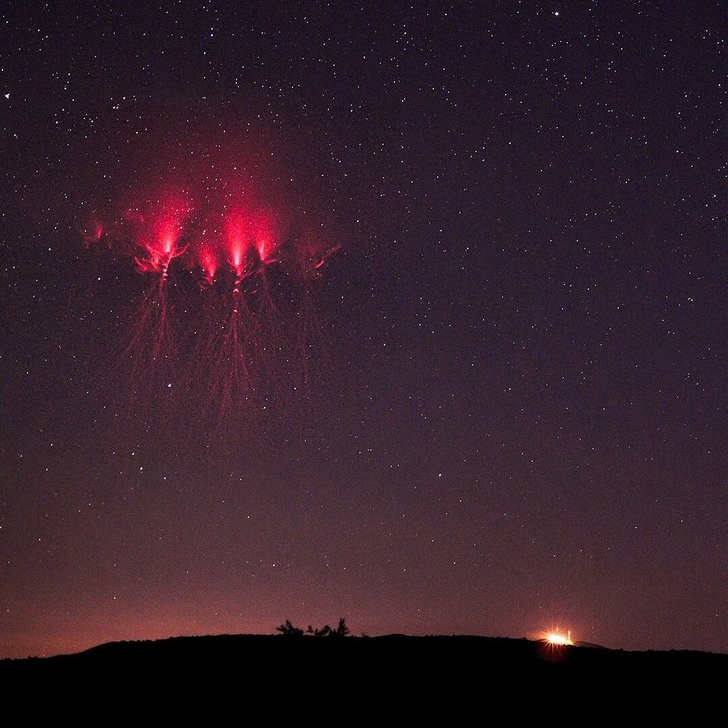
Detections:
[544, 630, 574, 646]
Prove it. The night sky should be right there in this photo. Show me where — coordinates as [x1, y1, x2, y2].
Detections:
[1, 1, 725, 660]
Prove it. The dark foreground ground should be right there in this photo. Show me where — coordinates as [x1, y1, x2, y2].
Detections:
[1, 634, 724, 717]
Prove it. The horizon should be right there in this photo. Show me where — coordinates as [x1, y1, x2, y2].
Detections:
[4, 623, 728, 662]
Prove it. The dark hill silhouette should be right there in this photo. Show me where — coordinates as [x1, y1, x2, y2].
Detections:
[1, 633, 724, 717]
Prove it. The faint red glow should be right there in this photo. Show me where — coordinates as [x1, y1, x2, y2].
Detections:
[250, 210, 279, 264]
[197, 242, 219, 287]
[86, 174, 339, 432]
[133, 194, 192, 280]
[90, 185, 336, 291]
[82, 216, 104, 247]
[223, 206, 252, 280]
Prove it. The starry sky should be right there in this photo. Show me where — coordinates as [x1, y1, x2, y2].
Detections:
[1, 1, 725, 660]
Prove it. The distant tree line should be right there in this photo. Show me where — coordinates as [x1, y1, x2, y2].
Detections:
[275, 617, 350, 637]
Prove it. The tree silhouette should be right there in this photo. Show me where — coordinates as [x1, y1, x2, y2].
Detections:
[275, 619, 305, 637]
[334, 617, 350, 637]
[276, 617, 350, 637]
